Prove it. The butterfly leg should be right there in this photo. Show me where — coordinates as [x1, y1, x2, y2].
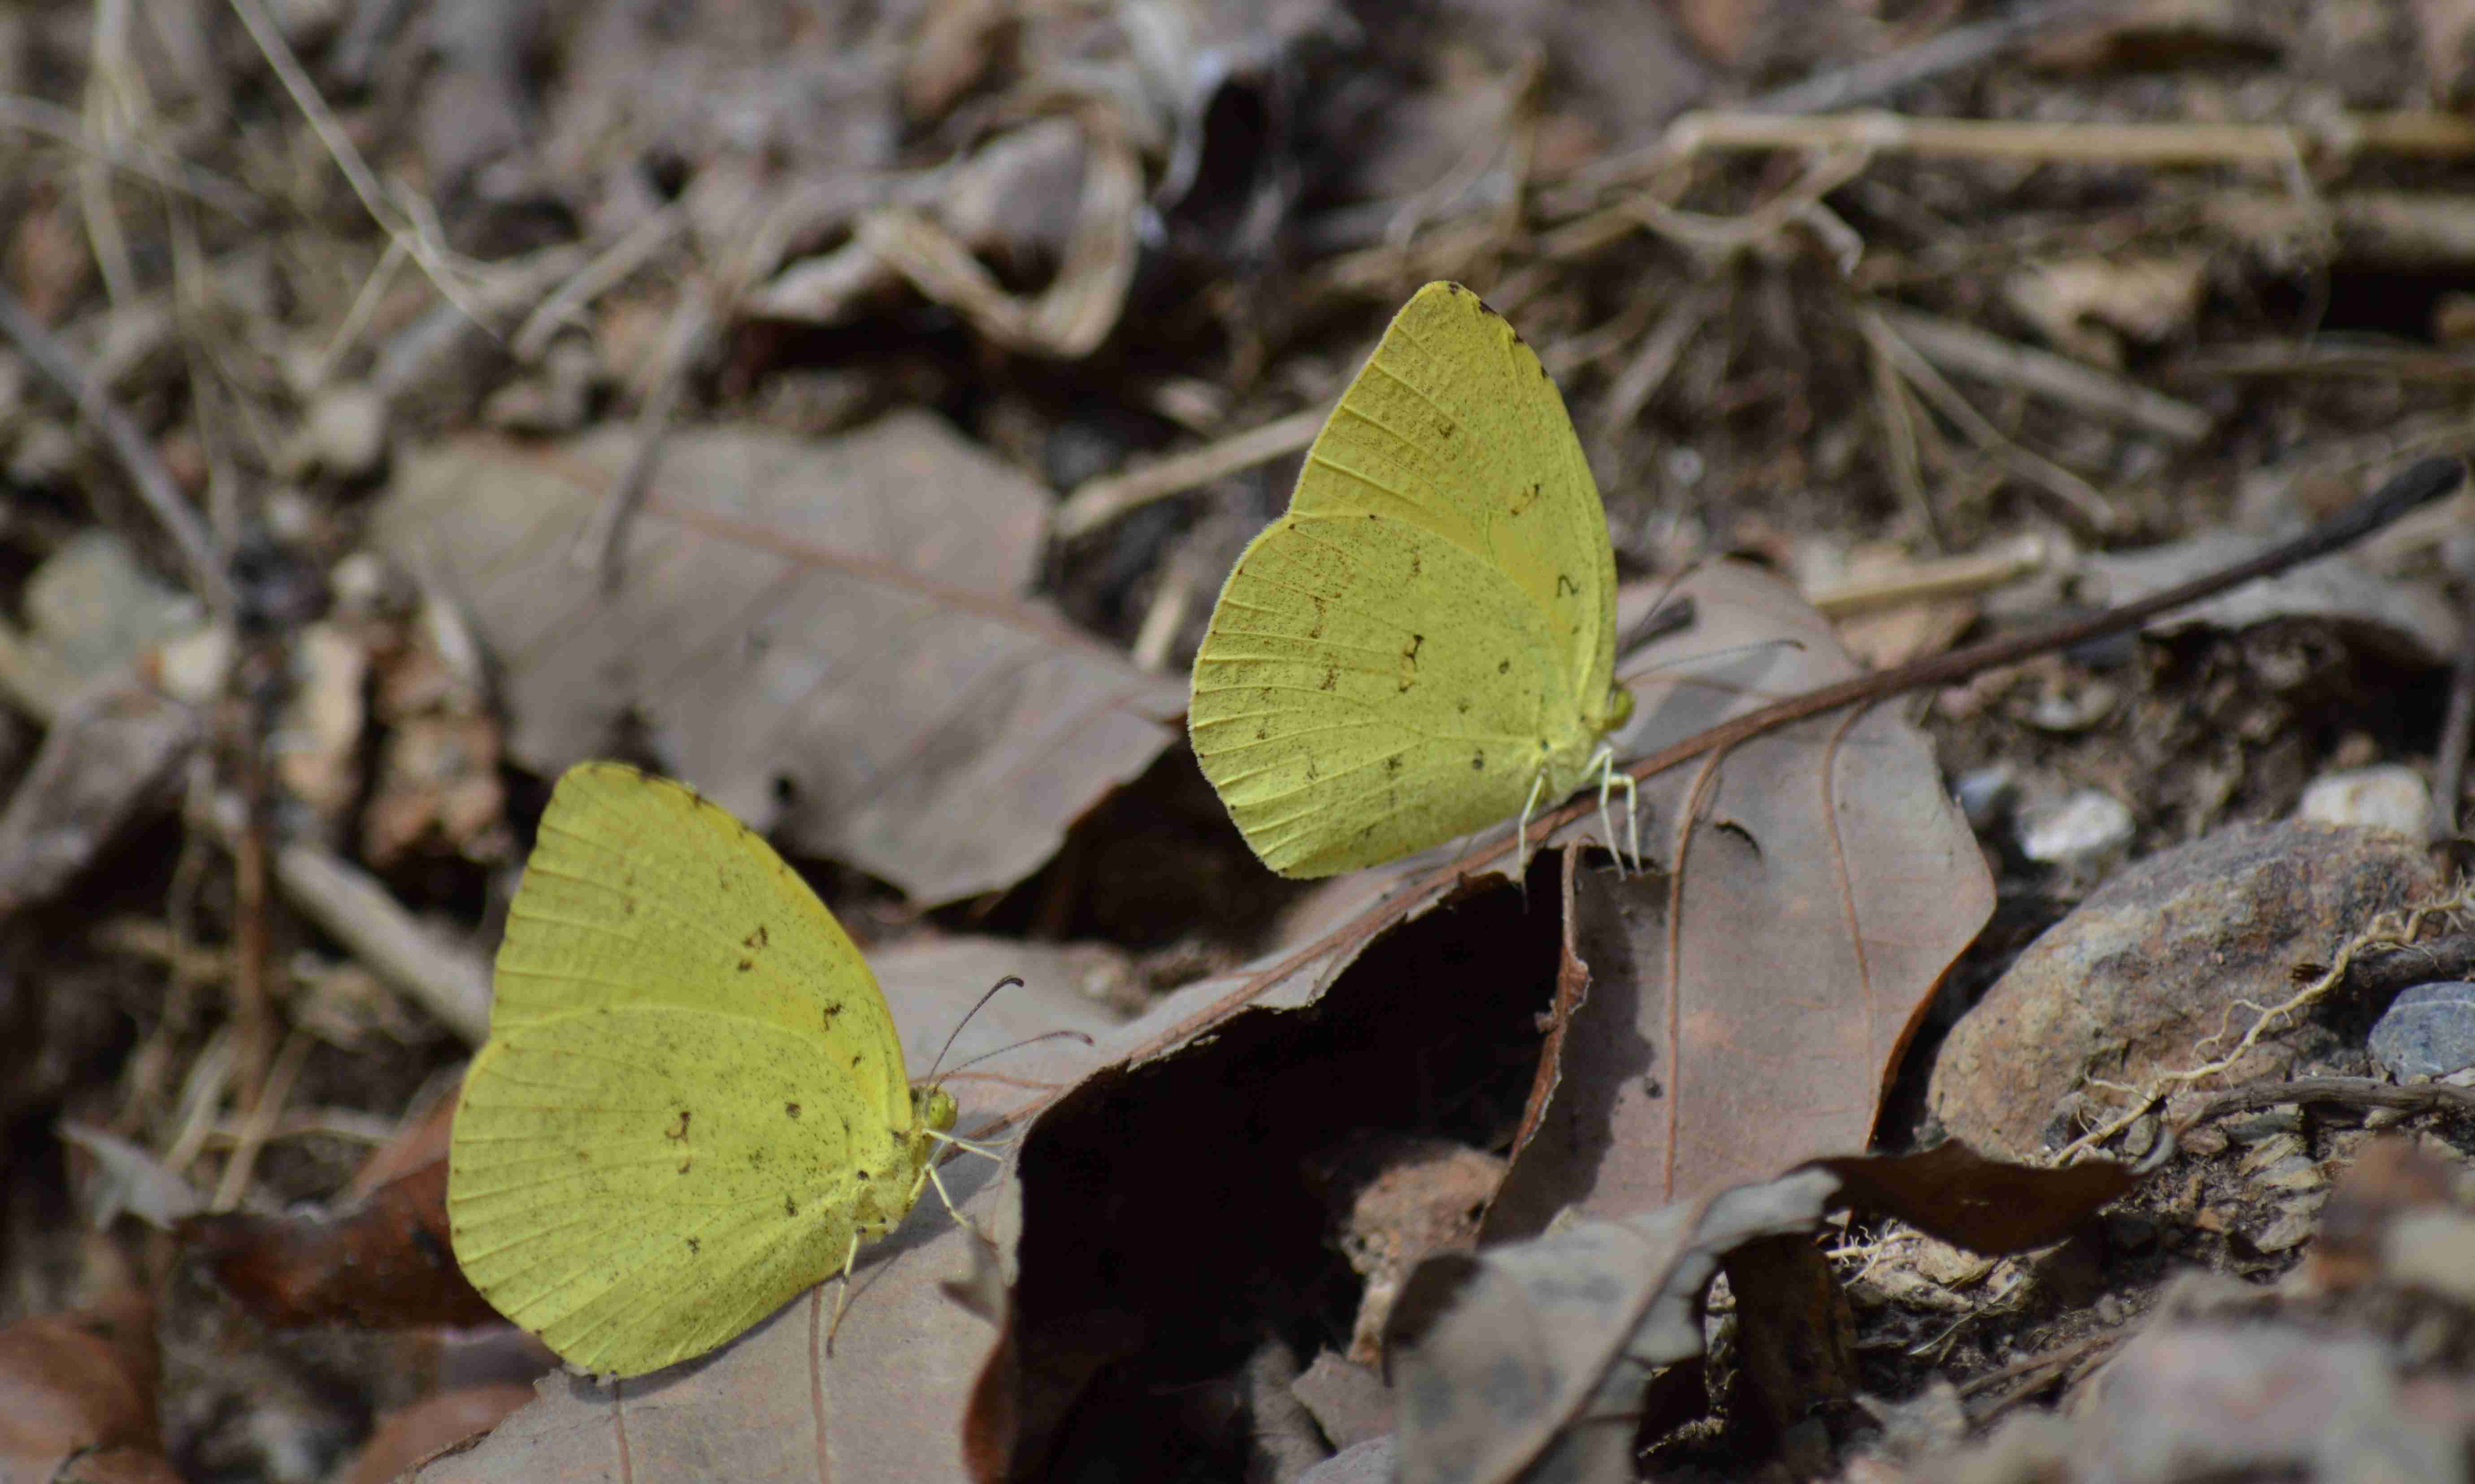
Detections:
[1585, 744, 1645, 875]
[1514, 769, 1551, 889]
[824, 1228, 864, 1352]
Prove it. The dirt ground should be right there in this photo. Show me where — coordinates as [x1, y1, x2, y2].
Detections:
[4, 0, 2475, 1480]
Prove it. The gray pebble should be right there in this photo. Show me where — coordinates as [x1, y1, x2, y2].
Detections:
[2371, 981, 2475, 1080]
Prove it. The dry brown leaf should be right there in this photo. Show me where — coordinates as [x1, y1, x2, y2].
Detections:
[180, 1159, 501, 1332]
[1486, 561, 1994, 1229]
[0, 1291, 170, 1482]
[373, 412, 1182, 905]
[0, 675, 200, 919]
[407, 1179, 1010, 1484]
[1385, 1147, 2133, 1484]
[336, 1384, 538, 1484]
[2076, 529, 2459, 665]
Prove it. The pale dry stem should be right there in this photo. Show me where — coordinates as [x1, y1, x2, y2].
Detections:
[2054, 876, 2475, 1163]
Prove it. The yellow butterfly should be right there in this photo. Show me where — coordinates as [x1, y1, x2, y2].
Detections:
[1189, 282, 1634, 878]
[447, 763, 957, 1377]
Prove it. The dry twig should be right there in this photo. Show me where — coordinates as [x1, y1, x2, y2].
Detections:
[0, 281, 230, 613]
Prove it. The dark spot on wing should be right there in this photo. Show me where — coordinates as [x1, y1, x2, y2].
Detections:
[744, 925, 768, 950]
[1498, 658, 1512, 675]
[738, 958, 753, 972]
[786, 1102, 801, 1120]
[1385, 756, 1402, 777]
[1556, 573, 1579, 597]
[1321, 664, 1338, 691]
[686, 1236, 700, 1254]
[1397, 634, 1423, 692]
[1472, 751, 1485, 771]
[785, 1195, 799, 1217]
[666, 1110, 691, 1140]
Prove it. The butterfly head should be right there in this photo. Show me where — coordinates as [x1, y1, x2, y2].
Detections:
[914, 1084, 960, 1136]
[1602, 683, 1634, 734]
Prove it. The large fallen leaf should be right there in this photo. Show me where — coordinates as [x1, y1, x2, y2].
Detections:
[1385, 1146, 2134, 1484]
[1486, 560, 1996, 1230]
[0, 1290, 177, 1484]
[409, 1173, 1011, 1484]
[373, 412, 1183, 904]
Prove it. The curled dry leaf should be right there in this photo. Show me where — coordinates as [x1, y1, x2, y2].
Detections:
[335, 1384, 538, 1484]
[0, 674, 200, 919]
[373, 412, 1183, 905]
[180, 1159, 501, 1332]
[1383, 1147, 2136, 1484]
[2076, 527, 2460, 665]
[0, 1290, 172, 1483]
[1304, 1133, 1507, 1365]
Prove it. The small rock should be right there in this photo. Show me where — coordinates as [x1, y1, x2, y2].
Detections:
[2023, 679, 2120, 732]
[1953, 764, 2019, 832]
[2383, 1210, 2475, 1305]
[282, 383, 390, 484]
[7, 420, 75, 487]
[2017, 789, 2134, 864]
[2369, 981, 2475, 1080]
[2297, 764, 2429, 837]
[1930, 822, 2440, 1161]
[23, 530, 200, 677]
[2084, 1324, 2457, 1481]
[2248, 1207, 2316, 1254]
[152, 624, 235, 707]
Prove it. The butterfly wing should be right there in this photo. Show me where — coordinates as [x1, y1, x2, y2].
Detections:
[484, 763, 913, 1128]
[447, 764, 933, 1375]
[449, 1005, 929, 1377]
[1189, 282, 1621, 877]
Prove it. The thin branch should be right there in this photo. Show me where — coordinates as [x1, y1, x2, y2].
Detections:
[224, 0, 493, 333]
[0, 281, 230, 614]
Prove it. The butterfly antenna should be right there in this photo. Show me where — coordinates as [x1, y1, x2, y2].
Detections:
[1615, 587, 1697, 655]
[1615, 635, 1805, 690]
[922, 976, 1025, 1086]
[942, 1026, 1095, 1078]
